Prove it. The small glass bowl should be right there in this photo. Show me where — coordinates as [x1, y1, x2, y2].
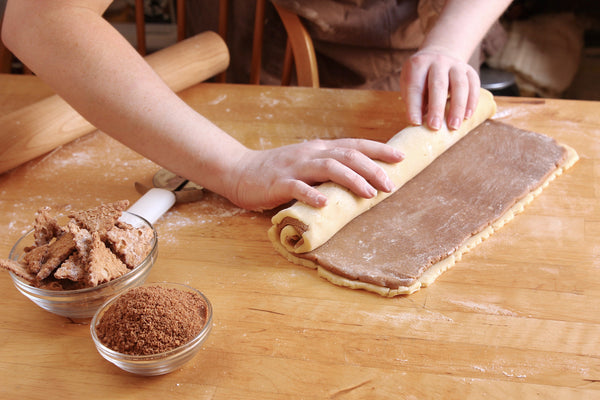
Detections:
[8, 211, 157, 320]
[90, 282, 213, 376]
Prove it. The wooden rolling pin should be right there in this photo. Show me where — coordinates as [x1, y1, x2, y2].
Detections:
[0, 31, 229, 174]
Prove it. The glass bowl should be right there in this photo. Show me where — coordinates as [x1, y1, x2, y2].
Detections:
[8, 211, 157, 320]
[90, 282, 213, 376]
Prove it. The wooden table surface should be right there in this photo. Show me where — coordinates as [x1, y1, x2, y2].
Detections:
[0, 73, 598, 399]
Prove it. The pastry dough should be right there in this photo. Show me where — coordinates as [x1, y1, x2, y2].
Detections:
[308, 127, 578, 296]
[269, 89, 497, 254]
[268, 100, 578, 296]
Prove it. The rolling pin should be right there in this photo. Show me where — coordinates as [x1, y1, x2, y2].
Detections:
[0, 31, 230, 174]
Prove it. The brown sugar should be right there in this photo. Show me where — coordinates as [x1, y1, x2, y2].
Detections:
[95, 286, 208, 355]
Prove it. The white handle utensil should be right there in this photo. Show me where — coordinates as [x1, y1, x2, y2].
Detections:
[127, 188, 176, 225]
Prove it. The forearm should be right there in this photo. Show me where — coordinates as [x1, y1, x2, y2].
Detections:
[422, 0, 513, 61]
[2, 0, 246, 198]
[2, 0, 407, 211]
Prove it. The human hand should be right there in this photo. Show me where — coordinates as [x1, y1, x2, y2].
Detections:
[399, 46, 480, 131]
[225, 138, 405, 211]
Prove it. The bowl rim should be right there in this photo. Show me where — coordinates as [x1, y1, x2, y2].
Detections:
[90, 282, 213, 361]
[8, 211, 157, 295]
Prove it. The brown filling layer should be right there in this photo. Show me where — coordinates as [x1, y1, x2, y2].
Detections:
[297, 120, 568, 289]
[277, 216, 309, 249]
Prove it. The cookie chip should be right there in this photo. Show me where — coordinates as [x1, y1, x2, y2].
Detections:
[67, 221, 93, 259]
[68, 200, 129, 240]
[21, 245, 49, 275]
[106, 223, 154, 268]
[36, 232, 76, 280]
[0, 200, 153, 290]
[86, 232, 129, 287]
[33, 206, 63, 247]
[54, 253, 87, 282]
[0, 258, 36, 283]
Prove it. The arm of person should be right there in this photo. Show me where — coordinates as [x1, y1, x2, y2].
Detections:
[400, 0, 513, 130]
[2, 0, 403, 211]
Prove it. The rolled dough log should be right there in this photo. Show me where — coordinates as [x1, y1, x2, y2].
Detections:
[269, 89, 497, 253]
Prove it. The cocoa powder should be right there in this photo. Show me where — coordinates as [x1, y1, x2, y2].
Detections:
[95, 285, 208, 355]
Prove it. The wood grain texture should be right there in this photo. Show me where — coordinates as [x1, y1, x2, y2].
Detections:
[0, 74, 598, 399]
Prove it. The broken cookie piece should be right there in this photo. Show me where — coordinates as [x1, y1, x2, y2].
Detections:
[21, 245, 49, 275]
[33, 206, 64, 247]
[107, 222, 154, 268]
[36, 232, 76, 280]
[67, 221, 93, 259]
[0, 258, 36, 283]
[54, 253, 87, 282]
[87, 232, 129, 287]
[68, 200, 129, 240]
[1, 200, 153, 290]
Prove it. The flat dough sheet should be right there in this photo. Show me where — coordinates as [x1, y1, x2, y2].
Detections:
[271, 120, 578, 296]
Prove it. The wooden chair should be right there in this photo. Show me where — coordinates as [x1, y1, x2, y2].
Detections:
[218, 0, 319, 88]
[2, 0, 318, 85]
[250, 0, 319, 87]
[134, 0, 318, 87]
[275, 4, 318, 87]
